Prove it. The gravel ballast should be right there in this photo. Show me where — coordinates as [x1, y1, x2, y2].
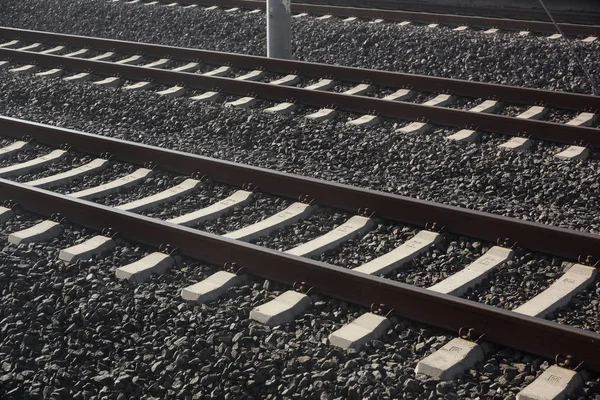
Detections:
[1, 0, 599, 93]
[1, 2, 600, 398]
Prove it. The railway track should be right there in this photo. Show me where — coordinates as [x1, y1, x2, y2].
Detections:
[1, 116, 599, 398]
[111, 0, 600, 37]
[1, 28, 599, 160]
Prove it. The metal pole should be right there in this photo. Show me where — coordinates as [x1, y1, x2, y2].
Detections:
[267, 0, 292, 59]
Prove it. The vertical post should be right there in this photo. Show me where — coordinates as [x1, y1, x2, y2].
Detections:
[267, 0, 292, 59]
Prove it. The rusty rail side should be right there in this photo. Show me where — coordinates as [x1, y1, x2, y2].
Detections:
[1, 27, 599, 112]
[2, 49, 600, 146]
[160, 0, 600, 36]
[1, 178, 599, 370]
[1, 115, 599, 260]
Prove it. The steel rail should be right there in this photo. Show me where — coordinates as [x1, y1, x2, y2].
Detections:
[1, 178, 599, 370]
[1, 115, 599, 261]
[2, 27, 599, 112]
[286, 0, 600, 25]
[157, 0, 600, 36]
[2, 49, 600, 147]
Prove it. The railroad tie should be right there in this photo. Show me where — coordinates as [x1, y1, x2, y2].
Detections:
[115, 178, 202, 213]
[59, 235, 116, 264]
[415, 337, 485, 380]
[249, 290, 313, 326]
[177, 66, 232, 101]
[248, 215, 375, 326]
[26, 158, 109, 189]
[116, 252, 177, 283]
[114, 191, 255, 284]
[156, 85, 186, 98]
[10, 45, 65, 74]
[187, 67, 258, 104]
[36, 49, 90, 78]
[328, 312, 391, 350]
[36, 68, 65, 78]
[170, 62, 199, 73]
[445, 129, 480, 142]
[416, 260, 595, 384]
[496, 105, 546, 150]
[180, 202, 317, 302]
[353, 230, 442, 276]
[181, 271, 247, 304]
[68, 168, 153, 201]
[0, 140, 29, 160]
[415, 260, 597, 382]
[420, 255, 546, 377]
[223, 202, 314, 242]
[93, 55, 143, 87]
[204, 66, 231, 77]
[446, 99, 498, 142]
[262, 75, 302, 114]
[0, 149, 67, 178]
[512, 263, 597, 319]
[225, 70, 264, 108]
[227, 72, 298, 109]
[428, 246, 514, 297]
[415, 247, 597, 384]
[307, 83, 372, 121]
[554, 145, 589, 161]
[8, 220, 63, 245]
[183, 214, 373, 311]
[316, 15, 332, 20]
[292, 13, 308, 19]
[554, 112, 596, 160]
[453, 26, 469, 31]
[0, 206, 15, 225]
[8, 43, 44, 74]
[347, 89, 414, 128]
[468, 99, 499, 114]
[284, 215, 375, 258]
[398, 94, 455, 135]
[0, 40, 20, 48]
[248, 9, 262, 14]
[123, 58, 171, 91]
[167, 190, 254, 227]
[517, 105, 547, 120]
[266, 78, 336, 115]
[63, 52, 115, 82]
[516, 365, 583, 400]
[582, 36, 598, 43]
[14, 43, 42, 51]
